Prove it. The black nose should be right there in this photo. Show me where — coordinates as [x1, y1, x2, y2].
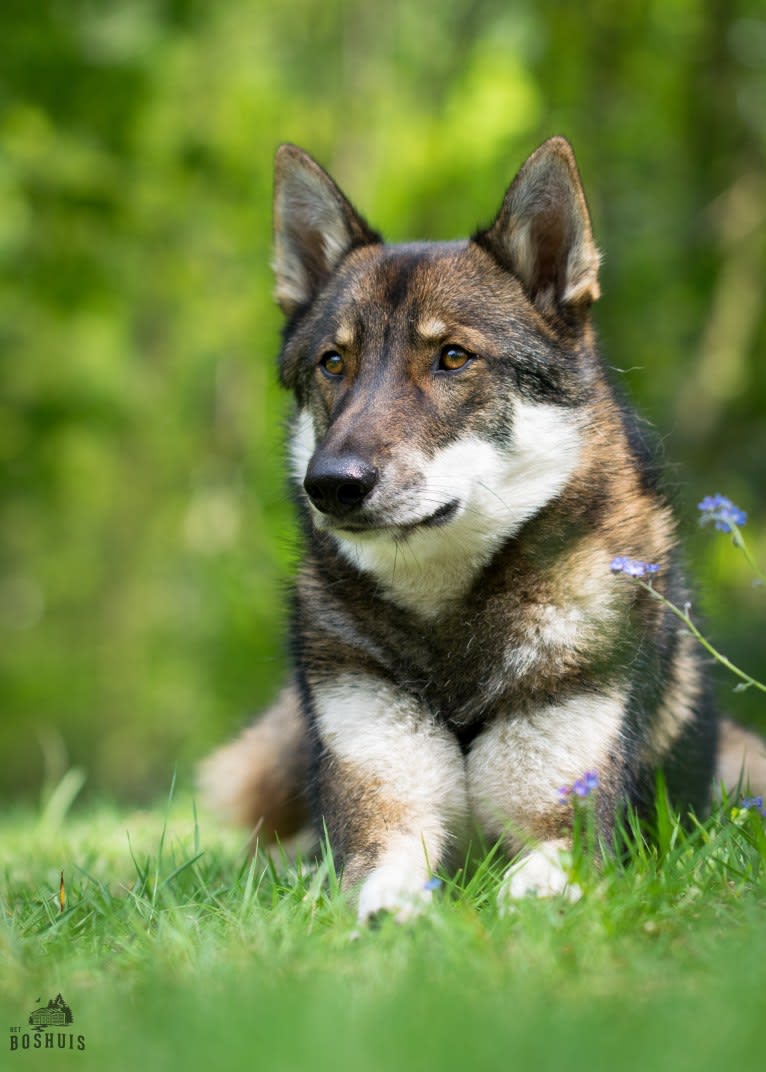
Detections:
[304, 454, 378, 516]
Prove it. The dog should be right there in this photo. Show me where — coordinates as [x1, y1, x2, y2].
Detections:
[200, 136, 766, 920]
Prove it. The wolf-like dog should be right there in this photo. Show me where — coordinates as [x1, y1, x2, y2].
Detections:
[200, 137, 765, 920]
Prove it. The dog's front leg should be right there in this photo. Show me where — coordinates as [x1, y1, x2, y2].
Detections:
[310, 673, 468, 923]
[467, 690, 628, 905]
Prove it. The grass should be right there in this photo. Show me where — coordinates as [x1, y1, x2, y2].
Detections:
[2, 780, 766, 1072]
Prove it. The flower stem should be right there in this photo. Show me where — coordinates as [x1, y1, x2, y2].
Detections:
[729, 525, 766, 586]
[640, 580, 766, 695]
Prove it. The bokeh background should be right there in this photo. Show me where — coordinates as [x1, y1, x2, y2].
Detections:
[2, 0, 765, 803]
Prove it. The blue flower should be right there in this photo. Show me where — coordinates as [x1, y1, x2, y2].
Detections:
[573, 771, 599, 797]
[741, 795, 766, 817]
[558, 771, 599, 801]
[610, 556, 661, 578]
[697, 494, 747, 533]
[423, 877, 443, 892]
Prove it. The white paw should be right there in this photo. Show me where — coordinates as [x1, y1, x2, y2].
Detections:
[357, 865, 435, 924]
[498, 842, 581, 910]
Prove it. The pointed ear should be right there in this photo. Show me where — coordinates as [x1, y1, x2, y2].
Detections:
[474, 137, 601, 316]
[272, 145, 381, 316]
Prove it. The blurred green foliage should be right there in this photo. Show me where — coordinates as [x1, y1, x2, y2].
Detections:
[1, 0, 765, 801]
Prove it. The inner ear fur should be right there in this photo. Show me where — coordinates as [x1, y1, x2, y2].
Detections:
[272, 145, 381, 316]
[474, 136, 601, 316]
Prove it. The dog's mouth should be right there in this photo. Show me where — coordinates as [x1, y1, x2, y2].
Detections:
[333, 498, 460, 537]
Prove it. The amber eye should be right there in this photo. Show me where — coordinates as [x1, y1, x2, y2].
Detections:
[319, 351, 345, 378]
[437, 344, 473, 373]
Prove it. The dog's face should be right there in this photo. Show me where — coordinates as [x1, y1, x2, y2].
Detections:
[274, 139, 601, 574]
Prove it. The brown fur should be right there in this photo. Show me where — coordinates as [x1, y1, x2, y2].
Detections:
[715, 719, 766, 795]
[198, 683, 309, 842]
[318, 758, 412, 889]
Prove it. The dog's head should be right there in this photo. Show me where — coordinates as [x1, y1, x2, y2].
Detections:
[274, 138, 602, 579]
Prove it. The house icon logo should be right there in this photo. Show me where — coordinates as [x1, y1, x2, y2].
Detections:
[9, 994, 85, 1053]
[28, 995, 74, 1028]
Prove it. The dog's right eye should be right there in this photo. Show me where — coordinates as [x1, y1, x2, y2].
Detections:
[436, 344, 474, 373]
[319, 351, 345, 378]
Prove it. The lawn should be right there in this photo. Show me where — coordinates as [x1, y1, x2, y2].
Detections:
[2, 781, 765, 1072]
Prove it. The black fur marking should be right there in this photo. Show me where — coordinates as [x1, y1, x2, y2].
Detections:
[510, 356, 571, 405]
[661, 672, 718, 816]
[383, 256, 423, 311]
[288, 595, 325, 834]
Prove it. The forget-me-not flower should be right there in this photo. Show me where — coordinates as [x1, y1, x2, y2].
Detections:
[610, 556, 661, 578]
[741, 795, 766, 817]
[558, 771, 599, 802]
[697, 494, 747, 533]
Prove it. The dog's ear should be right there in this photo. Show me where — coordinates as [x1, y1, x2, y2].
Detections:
[273, 145, 380, 316]
[475, 137, 600, 316]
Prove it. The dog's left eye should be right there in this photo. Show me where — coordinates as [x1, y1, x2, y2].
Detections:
[319, 351, 345, 377]
[436, 345, 473, 373]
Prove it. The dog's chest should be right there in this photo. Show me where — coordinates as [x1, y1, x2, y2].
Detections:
[302, 527, 623, 725]
[356, 586, 603, 728]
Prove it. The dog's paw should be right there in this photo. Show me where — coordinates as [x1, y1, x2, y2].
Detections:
[498, 841, 581, 911]
[357, 865, 436, 924]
